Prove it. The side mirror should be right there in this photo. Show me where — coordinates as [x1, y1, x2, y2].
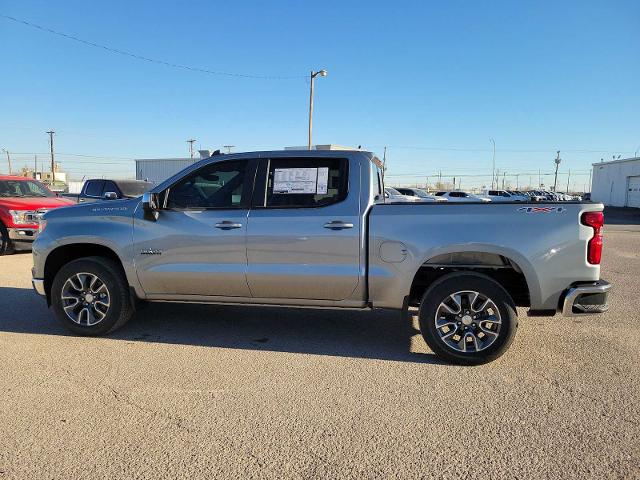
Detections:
[103, 191, 118, 200]
[142, 192, 160, 221]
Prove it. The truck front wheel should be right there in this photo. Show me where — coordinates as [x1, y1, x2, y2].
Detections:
[51, 256, 133, 336]
[418, 272, 518, 365]
[0, 223, 13, 255]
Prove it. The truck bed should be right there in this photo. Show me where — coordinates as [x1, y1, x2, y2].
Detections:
[367, 201, 603, 311]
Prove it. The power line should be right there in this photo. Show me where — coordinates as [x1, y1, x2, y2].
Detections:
[0, 14, 306, 80]
[371, 145, 634, 154]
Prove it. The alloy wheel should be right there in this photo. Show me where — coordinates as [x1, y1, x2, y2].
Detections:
[434, 290, 502, 353]
[61, 272, 111, 326]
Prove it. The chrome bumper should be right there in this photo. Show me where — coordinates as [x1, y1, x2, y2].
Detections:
[32, 278, 46, 297]
[8, 227, 38, 242]
[562, 280, 611, 316]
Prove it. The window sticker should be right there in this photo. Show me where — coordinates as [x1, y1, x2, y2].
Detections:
[316, 167, 329, 194]
[273, 167, 329, 194]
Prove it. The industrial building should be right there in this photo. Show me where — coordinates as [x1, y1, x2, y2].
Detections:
[135, 150, 212, 184]
[591, 157, 640, 208]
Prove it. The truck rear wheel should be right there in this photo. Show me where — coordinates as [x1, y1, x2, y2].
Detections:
[51, 256, 133, 336]
[418, 272, 517, 365]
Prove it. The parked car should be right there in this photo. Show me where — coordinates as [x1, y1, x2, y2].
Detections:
[394, 187, 447, 202]
[65, 179, 154, 203]
[32, 150, 611, 365]
[384, 187, 422, 202]
[524, 191, 546, 202]
[434, 191, 491, 202]
[0, 175, 75, 254]
[479, 190, 527, 202]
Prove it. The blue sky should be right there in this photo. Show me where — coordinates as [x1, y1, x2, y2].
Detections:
[0, 0, 638, 189]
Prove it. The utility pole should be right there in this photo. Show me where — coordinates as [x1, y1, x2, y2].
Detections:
[538, 169, 541, 188]
[46, 130, 55, 184]
[490, 138, 496, 189]
[2, 149, 11, 174]
[223, 145, 235, 154]
[515, 173, 520, 190]
[187, 139, 196, 159]
[566, 169, 571, 193]
[553, 150, 561, 192]
[382, 146, 387, 177]
[587, 169, 592, 192]
[34, 155, 37, 179]
[453, 177, 456, 190]
[502, 171, 506, 189]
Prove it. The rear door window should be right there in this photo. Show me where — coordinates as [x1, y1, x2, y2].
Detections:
[103, 181, 120, 197]
[262, 157, 348, 208]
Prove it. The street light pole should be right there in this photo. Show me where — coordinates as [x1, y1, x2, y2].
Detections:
[553, 150, 561, 192]
[490, 138, 496, 189]
[308, 69, 327, 150]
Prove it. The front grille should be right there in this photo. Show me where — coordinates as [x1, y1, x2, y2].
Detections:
[24, 209, 49, 223]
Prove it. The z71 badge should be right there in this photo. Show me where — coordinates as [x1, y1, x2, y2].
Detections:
[518, 206, 566, 213]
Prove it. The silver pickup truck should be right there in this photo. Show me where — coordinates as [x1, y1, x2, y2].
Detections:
[31, 150, 611, 364]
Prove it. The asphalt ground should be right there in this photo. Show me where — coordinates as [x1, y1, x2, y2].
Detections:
[0, 213, 638, 479]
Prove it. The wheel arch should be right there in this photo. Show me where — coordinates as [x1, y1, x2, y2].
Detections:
[43, 243, 129, 304]
[408, 247, 540, 308]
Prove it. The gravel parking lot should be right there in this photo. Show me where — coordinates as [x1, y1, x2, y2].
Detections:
[1, 214, 638, 479]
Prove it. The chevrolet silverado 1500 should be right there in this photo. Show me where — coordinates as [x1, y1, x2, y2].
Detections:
[31, 150, 611, 364]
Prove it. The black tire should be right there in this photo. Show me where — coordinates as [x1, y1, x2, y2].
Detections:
[51, 256, 134, 336]
[0, 222, 14, 255]
[418, 272, 518, 365]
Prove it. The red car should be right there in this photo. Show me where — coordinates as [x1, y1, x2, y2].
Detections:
[0, 175, 75, 254]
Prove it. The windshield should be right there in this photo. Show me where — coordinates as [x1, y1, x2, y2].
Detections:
[0, 179, 55, 198]
[413, 189, 431, 198]
[117, 180, 153, 197]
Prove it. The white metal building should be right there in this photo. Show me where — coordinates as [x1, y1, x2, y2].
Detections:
[135, 150, 213, 184]
[591, 157, 640, 208]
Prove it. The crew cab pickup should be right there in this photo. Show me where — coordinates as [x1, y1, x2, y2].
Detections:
[64, 179, 154, 203]
[31, 150, 611, 364]
[0, 175, 74, 254]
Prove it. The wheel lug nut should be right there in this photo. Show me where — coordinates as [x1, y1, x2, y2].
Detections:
[457, 321, 461, 325]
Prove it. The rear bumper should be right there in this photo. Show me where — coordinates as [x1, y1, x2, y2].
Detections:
[561, 280, 611, 316]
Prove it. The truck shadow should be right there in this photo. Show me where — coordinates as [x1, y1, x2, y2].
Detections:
[0, 287, 443, 365]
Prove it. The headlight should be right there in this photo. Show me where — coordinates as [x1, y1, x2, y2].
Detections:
[8, 210, 34, 225]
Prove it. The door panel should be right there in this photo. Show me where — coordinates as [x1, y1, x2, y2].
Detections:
[246, 157, 361, 301]
[133, 158, 255, 297]
[133, 209, 250, 296]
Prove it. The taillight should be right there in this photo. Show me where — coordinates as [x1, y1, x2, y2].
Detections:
[581, 211, 604, 264]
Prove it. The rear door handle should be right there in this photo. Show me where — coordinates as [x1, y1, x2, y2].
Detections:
[215, 221, 243, 230]
[323, 221, 354, 230]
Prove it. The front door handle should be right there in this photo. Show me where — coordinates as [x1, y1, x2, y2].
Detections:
[215, 221, 243, 230]
[323, 220, 354, 230]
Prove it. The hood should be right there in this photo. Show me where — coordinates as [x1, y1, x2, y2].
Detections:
[43, 197, 138, 221]
[0, 196, 75, 210]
